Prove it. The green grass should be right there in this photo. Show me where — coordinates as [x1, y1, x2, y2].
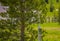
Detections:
[43, 29, 60, 41]
[31, 23, 60, 41]
[41, 23, 60, 41]
[41, 23, 60, 28]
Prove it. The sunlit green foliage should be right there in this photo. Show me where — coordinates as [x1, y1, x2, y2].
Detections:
[0, 0, 60, 41]
[0, 0, 46, 41]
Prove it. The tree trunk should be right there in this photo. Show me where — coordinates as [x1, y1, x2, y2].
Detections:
[20, 0, 25, 41]
[20, 22, 25, 41]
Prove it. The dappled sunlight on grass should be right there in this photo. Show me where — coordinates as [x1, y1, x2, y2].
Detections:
[41, 23, 60, 28]
[31, 23, 60, 41]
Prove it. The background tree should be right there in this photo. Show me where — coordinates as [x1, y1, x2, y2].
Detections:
[0, 0, 46, 41]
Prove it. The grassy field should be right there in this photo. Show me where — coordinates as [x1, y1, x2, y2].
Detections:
[41, 23, 60, 41]
[31, 23, 60, 41]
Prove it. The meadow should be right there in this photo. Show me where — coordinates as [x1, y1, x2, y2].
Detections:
[32, 23, 60, 41]
[42, 23, 60, 41]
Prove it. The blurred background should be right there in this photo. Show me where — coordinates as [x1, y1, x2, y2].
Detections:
[0, 0, 60, 41]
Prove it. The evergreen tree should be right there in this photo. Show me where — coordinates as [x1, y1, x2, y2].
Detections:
[0, 0, 46, 41]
